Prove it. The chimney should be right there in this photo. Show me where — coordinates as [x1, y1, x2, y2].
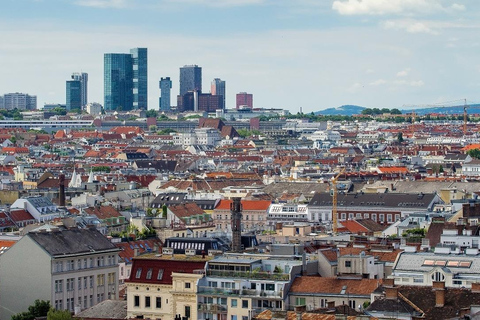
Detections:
[385, 286, 398, 300]
[59, 174, 66, 207]
[433, 281, 445, 307]
[294, 305, 306, 320]
[383, 278, 395, 287]
[231, 197, 243, 252]
[472, 283, 480, 293]
[134, 248, 139, 257]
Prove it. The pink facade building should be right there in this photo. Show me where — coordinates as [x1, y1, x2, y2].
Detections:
[236, 92, 253, 109]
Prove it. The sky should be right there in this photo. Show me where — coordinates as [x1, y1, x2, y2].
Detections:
[1, 0, 479, 113]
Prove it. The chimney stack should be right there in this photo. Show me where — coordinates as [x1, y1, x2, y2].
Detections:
[433, 281, 445, 307]
[59, 174, 66, 207]
[231, 197, 243, 252]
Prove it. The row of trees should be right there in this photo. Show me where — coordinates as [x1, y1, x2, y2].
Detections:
[12, 300, 71, 320]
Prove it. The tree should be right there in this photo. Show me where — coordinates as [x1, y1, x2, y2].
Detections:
[467, 148, 480, 159]
[47, 309, 72, 320]
[11, 300, 51, 320]
[390, 108, 402, 115]
[397, 132, 404, 143]
[146, 109, 158, 118]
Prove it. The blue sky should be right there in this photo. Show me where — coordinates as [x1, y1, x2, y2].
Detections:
[0, 0, 479, 113]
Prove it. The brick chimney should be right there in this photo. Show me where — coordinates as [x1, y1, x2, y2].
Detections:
[433, 281, 445, 307]
[472, 283, 480, 293]
[385, 286, 398, 300]
[383, 278, 395, 287]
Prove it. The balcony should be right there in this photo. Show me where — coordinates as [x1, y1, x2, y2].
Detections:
[197, 286, 283, 299]
[197, 303, 228, 313]
[206, 269, 290, 281]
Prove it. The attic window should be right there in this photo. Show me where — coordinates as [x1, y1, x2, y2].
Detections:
[459, 261, 472, 268]
[135, 268, 142, 279]
[157, 269, 164, 280]
[434, 261, 446, 266]
[423, 260, 434, 266]
[146, 268, 153, 280]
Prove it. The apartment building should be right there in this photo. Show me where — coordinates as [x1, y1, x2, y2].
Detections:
[0, 227, 120, 319]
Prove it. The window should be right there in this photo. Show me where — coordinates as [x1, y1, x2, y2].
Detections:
[55, 299, 63, 310]
[185, 282, 191, 289]
[145, 296, 151, 308]
[134, 295, 140, 307]
[345, 261, 352, 268]
[136, 268, 142, 279]
[67, 278, 74, 291]
[146, 268, 153, 280]
[78, 278, 82, 290]
[231, 299, 237, 307]
[295, 297, 306, 306]
[108, 272, 116, 285]
[89, 295, 93, 307]
[68, 260, 74, 271]
[379, 214, 385, 222]
[77, 259, 82, 270]
[265, 283, 275, 291]
[242, 300, 248, 308]
[157, 269, 164, 280]
[231, 316, 237, 320]
[83, 296, 87, 309]
[83, 259, 87, 269]
[97, 274, 105, 286]
[89, 276, 94, 288]
[156, 297, 162, 308]
[55, 280, 63, 293]
[185, 306, 191, 318]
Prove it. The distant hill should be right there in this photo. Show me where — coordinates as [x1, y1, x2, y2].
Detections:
[315, 105, 365, 116]
[402, 104, 480, 116]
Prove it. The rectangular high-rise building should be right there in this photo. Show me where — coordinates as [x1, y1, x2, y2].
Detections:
[211, 78, 226, 109]
[71, 72, 88, 107]
[236, 92, 253, 109]
[66, 80, 82, 111]
[2, 93, 37, 110]
[130, 48, 148, 110]
[180, 65, 202, 96]
[159, 77, 172, 112]
[104, 48, 147, 111]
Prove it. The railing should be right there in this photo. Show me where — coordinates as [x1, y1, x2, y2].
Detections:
[197, 303, 228, 313]
[197, 286, 283, 298]
[206, 269, 290, 281]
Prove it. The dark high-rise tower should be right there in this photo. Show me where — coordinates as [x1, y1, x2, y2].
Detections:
[71, 72, 88, 107]
[211, 78, 226, 109]
[179, 65, 202, 96]
[159, 77, 172, 112]
[130, 48, 148, 110]
[230, 197, 243, 252]
[104, 48, 147, 111]
[66, 80, 82, 111]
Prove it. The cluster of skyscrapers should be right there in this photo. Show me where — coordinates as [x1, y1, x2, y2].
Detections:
[63, 47, 253, 113]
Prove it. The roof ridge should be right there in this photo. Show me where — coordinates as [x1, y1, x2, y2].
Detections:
[397, 291, 424, 316]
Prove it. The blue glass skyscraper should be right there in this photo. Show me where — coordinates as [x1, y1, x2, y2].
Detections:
[180, 65, 202, 96]
[104, 48, 147, 111]
[66, 80, 82, 111]
[130, 48, 148, 110]
[159, 77, 172, 112]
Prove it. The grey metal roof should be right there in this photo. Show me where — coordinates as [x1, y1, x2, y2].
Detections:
[74, 299, 126, 319]
[394, 252, 480, 274]
[28, 228, 119, 257]
[309, 192, 437, 209]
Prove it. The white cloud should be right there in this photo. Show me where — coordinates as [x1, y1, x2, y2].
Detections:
[164, 0, 266, 7]
[383, 19, 438, 34]
[332, 0, 445, 16]
[396, 68, 411, 77]
[75, 0, 128, 8]
[370, 79, 387, 86]
[393, 79, 425, 87]
[451, 3, 465, 11]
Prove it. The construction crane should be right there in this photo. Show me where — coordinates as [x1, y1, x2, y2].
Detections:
[331, 167, 346, 234]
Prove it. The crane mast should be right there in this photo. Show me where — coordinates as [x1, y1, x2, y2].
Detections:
[331, 167, 346, 234]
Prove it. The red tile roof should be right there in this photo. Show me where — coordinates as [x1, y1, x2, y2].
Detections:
[115, 239, 163, 263]
[290, 276, 381, 296]
[215, 199, 272, 211]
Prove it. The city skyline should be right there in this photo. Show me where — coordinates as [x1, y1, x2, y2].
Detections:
[1, 1, 480, 113]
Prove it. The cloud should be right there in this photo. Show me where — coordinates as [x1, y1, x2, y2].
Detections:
[332, 0, 445, 16]
[164, 0, 266, 7]
[75, 0, 128, 8]
[396, 68, 411, 77]
[451, 3, 465, 11]
[393, 79, 425, 87]
[383, 19, 439, 34]
[370, 79, 387, 86]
